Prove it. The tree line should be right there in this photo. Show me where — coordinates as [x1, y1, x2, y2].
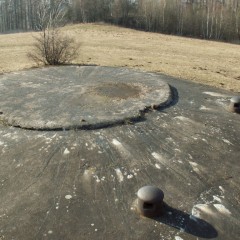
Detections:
[1, 0, 240, 42]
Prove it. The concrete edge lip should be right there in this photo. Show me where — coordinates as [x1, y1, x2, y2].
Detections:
[0, 66, 173, 131]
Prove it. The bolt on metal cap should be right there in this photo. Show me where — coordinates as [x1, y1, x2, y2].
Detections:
[137, 186, 164, 217]
[229, 96, 240, 113]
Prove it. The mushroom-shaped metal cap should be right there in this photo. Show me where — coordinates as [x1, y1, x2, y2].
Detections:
[137, 186, 164, 203]
[137, 186, 164, 217]
[230, 96, 240, 103]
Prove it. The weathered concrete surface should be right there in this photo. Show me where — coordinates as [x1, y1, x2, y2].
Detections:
[0, 66, 172, 130]
[0, 67, 240, 240]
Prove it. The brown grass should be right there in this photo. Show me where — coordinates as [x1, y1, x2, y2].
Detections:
[0, 23, 240, 92]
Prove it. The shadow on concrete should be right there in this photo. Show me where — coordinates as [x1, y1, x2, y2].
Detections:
[156, 85, 179, 112]
[154, 203, 218, 239]
[10, 115, 147, 132]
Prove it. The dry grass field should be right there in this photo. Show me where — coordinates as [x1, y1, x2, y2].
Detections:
[0, 23, 240, 92]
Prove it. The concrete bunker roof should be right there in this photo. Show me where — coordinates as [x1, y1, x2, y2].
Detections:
[0, 66, 239, 240]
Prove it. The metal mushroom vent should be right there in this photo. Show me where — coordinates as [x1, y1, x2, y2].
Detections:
[137, 186, 164, 217]
[229, 96, 240, 113]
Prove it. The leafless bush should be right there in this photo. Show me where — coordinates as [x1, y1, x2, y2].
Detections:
[28, 28, 79, 65]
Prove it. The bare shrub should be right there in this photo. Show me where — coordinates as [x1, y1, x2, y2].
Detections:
[28, 28, 79, 65]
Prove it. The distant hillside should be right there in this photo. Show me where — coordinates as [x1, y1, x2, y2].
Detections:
[0, 23, 240, 92]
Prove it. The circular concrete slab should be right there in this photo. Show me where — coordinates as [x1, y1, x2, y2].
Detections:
[0, 66, 172, 130]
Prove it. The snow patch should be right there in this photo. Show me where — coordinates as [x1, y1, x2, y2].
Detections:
[112, 139, 121, 146]
[63, 148, 70, 155]
[213, 195, 222, 203]
[152, 152, 164, 162]
[127, 174, 133, 179]
[155, 163, 161, 169]
[189, 161, 200, 173]
[174, 116, 192, 122]
[222, 139, 233, 145]
[192, 204, 214, 218]
[65, 195, 72, 200]
[219, 186, 225, 193]
[115, 168, 124, 182]
[200, 105, 212, 111]
[213, 204, 231, 215]
[175, 236, 184, 240]
[203, 92, 229, 97]
[189, 161, 198, 167]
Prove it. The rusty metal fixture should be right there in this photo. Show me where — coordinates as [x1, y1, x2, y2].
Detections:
[137, 186, 164, 218]
[229, 96, 240, 113]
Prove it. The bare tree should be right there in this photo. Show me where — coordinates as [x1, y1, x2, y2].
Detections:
[28, 0, 79, 65]
[28, 28, 79, 65]
[35, 0, 68, 30]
